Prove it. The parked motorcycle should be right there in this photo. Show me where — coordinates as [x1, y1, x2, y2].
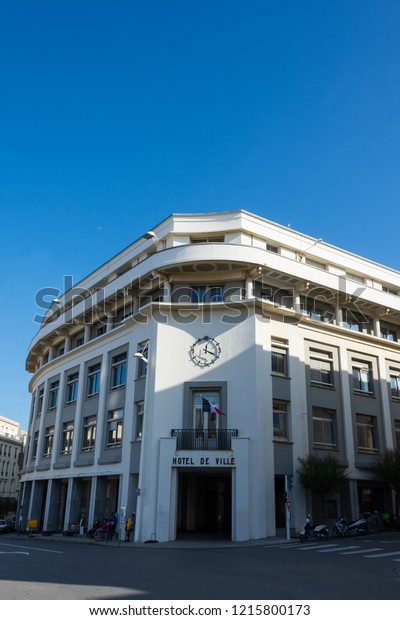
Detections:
[372, 511, 400, 531]
[299, 514, 329, 542]
[332, 514, 369, 537]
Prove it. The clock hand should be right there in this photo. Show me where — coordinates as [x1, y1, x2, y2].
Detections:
[203, 348, 219, 358]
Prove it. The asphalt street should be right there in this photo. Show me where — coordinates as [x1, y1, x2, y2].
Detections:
[0, 531, 399, 600]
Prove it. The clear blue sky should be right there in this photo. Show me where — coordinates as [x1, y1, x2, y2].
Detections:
[1, 1, 399, 429]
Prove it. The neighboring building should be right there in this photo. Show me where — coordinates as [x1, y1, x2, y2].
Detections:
[20, 210, 400, 542]
[0, 416, 26, 500]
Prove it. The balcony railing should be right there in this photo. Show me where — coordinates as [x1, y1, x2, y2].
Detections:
[171, 429, 238, 451]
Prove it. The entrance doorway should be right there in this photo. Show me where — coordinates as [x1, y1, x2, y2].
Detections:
[177, 471, 232, 539]
[275, 475, 286, 528]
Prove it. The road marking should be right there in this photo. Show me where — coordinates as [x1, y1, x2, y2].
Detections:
[0, 551, 29, 555]
[364, 551, 400, 558]
[297, 543, 339, 551]
[316, 545, 360, 553]
[341, 547, 383, 555]
[0, 542, 63, 554]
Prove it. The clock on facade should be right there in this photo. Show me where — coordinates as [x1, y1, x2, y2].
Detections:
[190, 336, 221, 367]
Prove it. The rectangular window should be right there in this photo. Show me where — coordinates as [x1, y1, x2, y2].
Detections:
[356, 414, 378, 452]
[55, 341, 65, 357]
[309, 349, 333, 386]
[305, 258, 326, 271]
[190, 285, 224, 303]
[266, 243, 278, 253]
[66, 372, 79, 403]
[390, 373, 400, 399]
[30, 393, 36, 419]
[111, 353, 127, 389]
[82, 416, 96, 452]
[395, 421, 400, 450]
[382, 286, 398, 296]
[343, 315, 361, 331]
[381, 327, 397, 341]
[87, 363, 101, 397]
[72, 330, 85, 348]
[32, 431, 39, 459]
[60, 422, 74, 455]
[346, 272, 364, 284]
[107, 409, 123, 447]
[273, 400, 289, 439]
[190, 236, 224, 243]
[343, 310, 371, 333]
[91, 322, 106, 339]
[136, 401, 144, 439]
[43, 426, 55, 457]
[352, 361, 373, 394]
[305, 304, 323, 322]
[37, 387, 44, 415]
[312, 407, 336, 447]
[48, 380, 59, 409]
[193, 391, 221, 440]
[271, 340, 288, 375]
[136, 342, 149, 378]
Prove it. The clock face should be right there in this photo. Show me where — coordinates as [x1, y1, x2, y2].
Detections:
[190, 336, 221, 367]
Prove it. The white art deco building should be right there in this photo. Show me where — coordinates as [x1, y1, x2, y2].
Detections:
[20, 210, 400, 541]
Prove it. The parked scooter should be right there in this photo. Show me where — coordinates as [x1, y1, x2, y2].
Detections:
[332, 514, 369, 537]
[299, 514, 329, 542]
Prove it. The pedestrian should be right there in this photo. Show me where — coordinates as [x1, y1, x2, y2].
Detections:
[87, 519, 101, 538]
[17, 514, 23, 536]
[125, 511, 136, 542]
[79, 514, 87, 536]
[107, 512, 118, 541]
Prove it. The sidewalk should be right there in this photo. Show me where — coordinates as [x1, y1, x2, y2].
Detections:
[6, 530, 296, 549]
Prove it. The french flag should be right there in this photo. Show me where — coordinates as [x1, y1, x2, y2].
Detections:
[202, 398, 225, 416]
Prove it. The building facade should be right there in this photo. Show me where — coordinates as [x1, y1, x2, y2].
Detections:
[20, 210, 400, 541]
[0, 416, 26, 501]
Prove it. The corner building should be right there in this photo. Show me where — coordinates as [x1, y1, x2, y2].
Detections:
[21, 210, 400, 541]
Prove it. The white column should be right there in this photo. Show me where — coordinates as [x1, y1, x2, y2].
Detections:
[106, 313, 114, 333]
[231, 437, 250, 541]
[50, 371, 67, 468]
[117, 341, 137, 533]
[163, 280, 172, 302]
[84, 326, 91, 343]
[93, 355, 109, 463]
[88, 477, 98, 530]
[294, 290, 302, 313]
[245, 277, 254, 299]
[335, 302, 343, 326]
[156, 437, 178, 541]
[377, 354, 395, 450]
[63, 478, 74, 532]
[42, 479, 53, 531]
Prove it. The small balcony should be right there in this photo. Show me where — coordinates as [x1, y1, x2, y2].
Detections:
[171, 429, 238, 451]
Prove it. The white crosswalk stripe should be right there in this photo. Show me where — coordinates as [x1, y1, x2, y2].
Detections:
[341, 547, 383, 555]
[297, 543, 339, 550]
[317, 545, 360, 553]
[277, 542, 400, 560]
[364, 550, 400, 558]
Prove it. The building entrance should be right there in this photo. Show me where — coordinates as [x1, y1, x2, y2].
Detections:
[177, 471, 232, 539]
